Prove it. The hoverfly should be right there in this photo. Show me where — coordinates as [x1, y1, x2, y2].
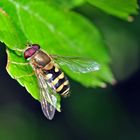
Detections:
[23, 44, 100, 120]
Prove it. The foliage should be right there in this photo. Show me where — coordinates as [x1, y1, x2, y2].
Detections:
[0, 0, 138, 110]
[88, 0, 138, 21]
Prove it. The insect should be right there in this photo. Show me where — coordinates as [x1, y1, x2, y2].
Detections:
[23, 43, 100, 120]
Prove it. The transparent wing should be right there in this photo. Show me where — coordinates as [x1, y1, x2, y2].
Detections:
[51, 55, 100, 73]
[37, 73, 57, 120]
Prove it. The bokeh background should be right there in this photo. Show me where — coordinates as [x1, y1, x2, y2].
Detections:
[0, 3, 140, 140]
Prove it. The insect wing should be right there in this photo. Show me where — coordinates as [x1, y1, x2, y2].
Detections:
[37, 73, 57, 120]
[51, 55, 100, 73]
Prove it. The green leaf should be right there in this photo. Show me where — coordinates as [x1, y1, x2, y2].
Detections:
[45, 0, 85, 10]
[0, 9, 26, 50]
[94, 15, 140, 81]
[0, 0, 114, 107]
[82, 6, 140, 81]
[0, 10, 61, 111]
[6, 49, 39, 99]
[88, 0, 139, 21]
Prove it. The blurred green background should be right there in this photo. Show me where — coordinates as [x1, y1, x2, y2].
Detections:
[0, 2, 140, 140]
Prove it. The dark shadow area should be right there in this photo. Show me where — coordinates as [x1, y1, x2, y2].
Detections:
[1, 42, 140, 140]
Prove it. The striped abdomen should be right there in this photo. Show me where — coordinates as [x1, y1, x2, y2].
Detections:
[43, 62, 70, 97]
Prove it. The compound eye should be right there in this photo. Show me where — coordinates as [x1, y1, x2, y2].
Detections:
[24, 48, 36, 59]
[24, 44, 40, 59]
[32, 44, 40, 50]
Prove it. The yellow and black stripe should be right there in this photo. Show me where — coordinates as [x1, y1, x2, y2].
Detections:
[43, 62, 70, 97]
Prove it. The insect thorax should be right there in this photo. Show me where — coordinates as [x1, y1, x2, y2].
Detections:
[30, 50, 51, 67]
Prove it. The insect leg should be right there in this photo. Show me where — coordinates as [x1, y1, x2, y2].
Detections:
[12, 48, 24, 53]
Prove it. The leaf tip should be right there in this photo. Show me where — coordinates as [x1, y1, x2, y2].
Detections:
[127, 16, 134, 22]
[101, 83, 107, 88]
